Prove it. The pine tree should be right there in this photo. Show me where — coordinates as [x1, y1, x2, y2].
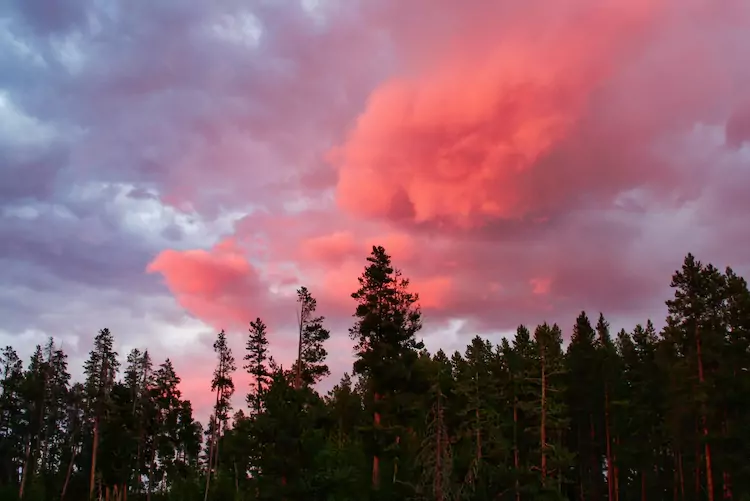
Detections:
[18, 344, 47, 499]
[245, 318, 270, 415]
[60, 382, 84, 501]
[532, 323, 570, 500]
[0, 346, 24, 490]
[416, 366, 453, 501]
[349, 245, 424, 494]
[666, 254, 726, 501]
[719, 267, 750, 497]
[204, 329, 236, 501]
[1, 250, 749, 501]
[594, 314, 621, 501]
[123, 348, 153, 494]
[294, 287, 331, 388]
[566, 311, 604, 501]
[148, 359, 182, 494]
[82, 328, 119, 499]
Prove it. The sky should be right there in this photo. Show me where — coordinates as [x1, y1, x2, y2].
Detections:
[1, 0, 750, 422]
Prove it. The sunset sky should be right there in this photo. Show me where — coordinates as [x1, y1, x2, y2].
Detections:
[2, 0, 749, 421]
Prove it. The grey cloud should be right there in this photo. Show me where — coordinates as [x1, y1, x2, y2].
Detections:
[1, 0, 387, 218]
[1, 204, 159, 292]
[3, 0, 89, 36]
[1, 1, 377, 349]
[0, 144, 67, 203]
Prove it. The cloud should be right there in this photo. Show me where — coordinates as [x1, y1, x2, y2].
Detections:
[147, 239, 269, 330]
[334, 0, 748, 230]
[3, 0, 750, 422]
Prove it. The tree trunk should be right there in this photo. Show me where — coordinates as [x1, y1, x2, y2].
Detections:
[514, 396, 520, 501]
[577, 426, 585, 501]
[435, 390, 443, 501]
[641, 469, 647, 501]
[21, 360, 50, 500]
[90, 415, 100, 498]
[204, 384, 222, 501]
[91, 357, 109, 500]
[696, 326, 715, 501]
[475, 374, 482, 461]
[722, 417, 733, 500]
[19, 440, 32, 499]
[203, 417, 216, 501]
[701, 417, 715, 499]
[678, 449, 685, 501]
[372, 392, 381, 490]
[613, 436, 620, 501]
[674, 451, 679, 501]
[540, 348, 547, 485]
[39, 350, 52, 479]
[132, 359, 150, 493]
[61, 445, 77, 500]
[605, 387, 614, 501]
[213, 420, 221, 474]
[393, 435, 401, 483]
[590, 414, 598, 500]
[695, 437, 701, 500]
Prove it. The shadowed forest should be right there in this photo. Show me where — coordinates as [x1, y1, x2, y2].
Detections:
[1, 246, 748, 501]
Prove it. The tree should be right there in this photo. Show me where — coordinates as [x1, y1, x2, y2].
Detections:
[666, 254, 726, 501]
[83, 328, 119, 499]
[123, 348, 153, 494]
[594, 313, 621, 501]
[294, 287, 331, 388]
[204, 330, 236, 501]
[532, 323, 570, 500]
[245, 318, 270, 415]
[0, 250, 748, 501]
[0, 346, 24, 490]
[349, 245, 424, 494]
[149, 359, 182, 494]
[565, 311, 604, 501]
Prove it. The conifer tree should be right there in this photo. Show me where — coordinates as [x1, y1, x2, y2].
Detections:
[666, 254, 726, 501]
[566, 312, 603, 501]
[532, 323, 570, 500]
[0, 250, 748, 501]
[83, 328, 119, 499]
[245, 318, 270, 415]
[349, 245, 424, 494]
[204, 329, 236, 501]
[294, 286, 331, 388]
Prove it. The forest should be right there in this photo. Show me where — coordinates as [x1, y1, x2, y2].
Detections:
[0, 246, 748, 501]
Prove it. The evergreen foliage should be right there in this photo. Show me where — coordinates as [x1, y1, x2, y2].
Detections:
[0, 249, 748, 500]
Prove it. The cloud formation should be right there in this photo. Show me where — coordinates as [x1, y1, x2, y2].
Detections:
[2, 0, 750, 420]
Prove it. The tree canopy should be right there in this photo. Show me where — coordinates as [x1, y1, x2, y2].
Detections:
[0, 249, 748, 501]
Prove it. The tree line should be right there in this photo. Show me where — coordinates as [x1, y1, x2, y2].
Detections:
[1, 246, 748, 501]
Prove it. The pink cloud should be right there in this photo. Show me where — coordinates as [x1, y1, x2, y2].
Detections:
[330, 1, 750, 235]
[530, 278, 552, 296]
[333, 1, 678, 228]
[300, 231, 359, 265]
[142, 0, 750, 389]
[147, 238, 268, 330]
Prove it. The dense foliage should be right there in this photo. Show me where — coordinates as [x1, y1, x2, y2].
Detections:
[1, 247, 748, 501]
